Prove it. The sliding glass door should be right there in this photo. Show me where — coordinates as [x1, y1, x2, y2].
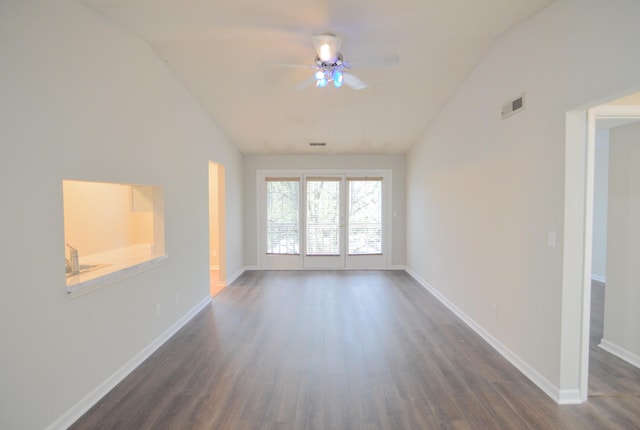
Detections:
[259, 170, 390, 270]
[345, 177, 385, 268]
[304, 176, 345, 268]
[263, 177, 301, 269]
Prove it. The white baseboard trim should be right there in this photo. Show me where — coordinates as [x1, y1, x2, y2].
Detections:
[557, 389, 582, 405]
[591, 274, 606, 283]
[245, 266, 405, 271]
[45, 296, 212, 430]
[405, 267, 574, 405]
[599, 339, 640, 370]
[226, 267, 246, 285]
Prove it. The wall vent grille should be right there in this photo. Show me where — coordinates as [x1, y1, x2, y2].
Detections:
[501, 93, 525, 119]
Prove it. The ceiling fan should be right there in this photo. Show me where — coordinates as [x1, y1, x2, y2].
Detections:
[279, 33, 399, 91]
[309, 33, 357, 89]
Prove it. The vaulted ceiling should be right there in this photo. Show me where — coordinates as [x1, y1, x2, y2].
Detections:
[84, 0, 554, 154]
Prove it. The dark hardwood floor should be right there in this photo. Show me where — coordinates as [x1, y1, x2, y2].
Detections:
[70, 271, 640, 429]
[589, 280, 640, 398]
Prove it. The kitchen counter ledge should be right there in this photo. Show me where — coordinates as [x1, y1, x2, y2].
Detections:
[66, 244, 167, 298]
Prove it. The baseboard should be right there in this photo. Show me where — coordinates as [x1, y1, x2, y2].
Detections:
[599, 339, 640, 370]
[591, 274, 606, 283]
[45, 296, 212, 430]
[557, 389, 582, 405]
[405, 267, 570, 405]
[244, 266, 406, 271]
[226, 267, 246, 285]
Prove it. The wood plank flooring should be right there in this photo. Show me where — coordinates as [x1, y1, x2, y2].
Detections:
[589, 280, 640, 397]
[70, 271, 640, 429]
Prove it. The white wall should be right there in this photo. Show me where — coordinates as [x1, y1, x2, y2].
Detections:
[591, 128, 610, 282]
[243, 154, 406, 268]
[0, 1, 243, 429]
[406, 0, 640, 400]
[603, 122, 640, 361]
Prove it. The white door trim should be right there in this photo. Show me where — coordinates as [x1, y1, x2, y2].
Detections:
[563, 102, 640, 403]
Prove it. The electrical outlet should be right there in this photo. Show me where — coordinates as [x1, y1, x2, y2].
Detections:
[155, 304, 161, 316]
[548, 232, 557, 248]
[490, 303, 497, 318]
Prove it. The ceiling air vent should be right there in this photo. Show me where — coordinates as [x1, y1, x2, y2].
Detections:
[501, 93, 525, 119]
[309, 142, 326, 147]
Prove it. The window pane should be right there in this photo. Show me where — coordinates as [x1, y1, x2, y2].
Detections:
[266, 180, 299, 254]
[307, 180, 340, 255]
[348, 180, 382, 255]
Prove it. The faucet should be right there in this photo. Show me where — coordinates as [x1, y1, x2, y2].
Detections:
[66, 244, 79, 275]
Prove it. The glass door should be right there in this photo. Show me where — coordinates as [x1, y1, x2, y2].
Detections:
[304, 176, 345, 268]
[258, 170, 390, 270]
[261, 177, 302, 269]
[346, 177, 386, 268]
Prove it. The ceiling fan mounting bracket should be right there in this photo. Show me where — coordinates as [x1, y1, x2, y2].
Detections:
[315, 54, 345, 69]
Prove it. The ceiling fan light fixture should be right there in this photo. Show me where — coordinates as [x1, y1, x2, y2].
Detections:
[319, 44, 332, 62]
[305, 33, 370, 90]
[312, 34, 340, 63]
[333, 69, 343, 87]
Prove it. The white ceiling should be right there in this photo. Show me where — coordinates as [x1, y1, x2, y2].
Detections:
[84, 0, 554, 155]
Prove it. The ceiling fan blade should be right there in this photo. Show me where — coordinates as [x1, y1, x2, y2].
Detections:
[343, 73, 368, 90]
[293, 76, 317, 91]
[348, 53, 400, 68]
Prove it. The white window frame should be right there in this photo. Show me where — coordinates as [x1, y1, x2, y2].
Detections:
[257, 169, 392, 270]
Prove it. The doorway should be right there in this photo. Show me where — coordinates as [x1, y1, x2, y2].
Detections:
[563, 92, 640, 402]
[589, 112, 640, 398]
[209, 162, 226, 297]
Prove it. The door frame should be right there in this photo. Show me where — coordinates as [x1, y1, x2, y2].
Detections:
[257, 169, 392, 270]
[562, 100, 640, 404]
